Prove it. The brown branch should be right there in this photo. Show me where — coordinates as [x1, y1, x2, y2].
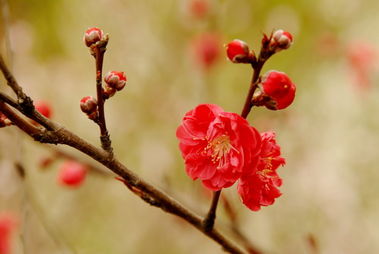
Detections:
[0, 56, 247, 254]
[92, 42, 113, 154]
[203, 190, 222, 231]
[222, 197, 262, 254]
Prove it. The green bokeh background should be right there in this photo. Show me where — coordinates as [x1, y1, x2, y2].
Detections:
[1, 0, 379, 253]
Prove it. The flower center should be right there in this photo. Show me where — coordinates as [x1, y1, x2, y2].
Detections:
[205, 134, 237, 169]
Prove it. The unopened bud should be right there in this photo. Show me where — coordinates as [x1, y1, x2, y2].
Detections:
[103, 86, 116, 99]
[225, 39, 253, 63]
[80, 96, 97, 114]
[104, 71, 127, 91]
[260, 70, 296, 110]
[0, 112, 12, 128]
[269, 30, 293, 52]
[84, 27, 104, 47]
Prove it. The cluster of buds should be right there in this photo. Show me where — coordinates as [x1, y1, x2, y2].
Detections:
[103, 71, 127, 98]
[58, 160, 87, 188]
[253, 70, 296, 110]
[268, 29, 293, 53]
[0, 112, 12, 128]
[81, 27, 127, 121]
[226, 29, 293, 65]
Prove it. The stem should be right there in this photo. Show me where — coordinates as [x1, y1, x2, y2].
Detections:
[93, 46, 112, 154]
[240, 61, 263, 119]
[203, 190, 222, 231]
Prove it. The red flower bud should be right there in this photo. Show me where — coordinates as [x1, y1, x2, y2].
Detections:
[80, 96, 97, 114]
[226, 39, 251, 63]
[58, 160, 87, 188]
[34, 101, 52, 118]
[269, 29, 293, 52]
[0, 112, 11, 128]
[260, 71, 296, 110]
[84, 27, 104, 47]
[104, 71, 127, 91]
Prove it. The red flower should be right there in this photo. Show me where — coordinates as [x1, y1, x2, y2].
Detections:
[191, 33, 222, 70]
[34, 101, 52, 118]
[188, 0, 209, 19]
[176, 104, 261, 190]
[58, 161, 87, 188]
[238, 131, 285, 211]
[0, 213, 17, 254]
[261, 71, 296, 110]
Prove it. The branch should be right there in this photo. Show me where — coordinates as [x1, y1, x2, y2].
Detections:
[203, 190, 222, 231]
[0, 56, 247, 254]
[92, 42, 113, 154]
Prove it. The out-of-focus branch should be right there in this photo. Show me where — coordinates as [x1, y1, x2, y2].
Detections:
[222, 196, 262, 254]
[0, 54, 247, 254]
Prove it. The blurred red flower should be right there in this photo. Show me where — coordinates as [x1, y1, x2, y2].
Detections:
[238, 131, 285, 211]
[58, 160, 87, 188]
[0, 213, 17, 254]
[191, 33, 222, 70]
[176, 104, 261, 190]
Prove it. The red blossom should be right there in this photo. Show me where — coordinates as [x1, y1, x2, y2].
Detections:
[34, 101, 52, 118]
[0, 213, 17, 254]
[238, 131, 285, 211]
[58, 160, 87, 188]
[191, 33, 222, 70]
[261, 70, 296, 110]
[347, 41, 377, 91]
[189, 0, 209, 19]
[176, 104, 261, 190]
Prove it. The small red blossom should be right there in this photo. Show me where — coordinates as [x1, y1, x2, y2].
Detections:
[225, 39, 252, 63]
[189, 0, 209, 19]
[238, 131, 285, 211]
[34, 101, 52, 118]
[58, 160, 87, 188]
[104, 71, 127, 91]
[84, 27, 104, 47]
[260, 70, 296, 110]
[347, 41, 377, 91]
[191, 33, 222, 70]
[0, 213, 17, 254]
[176, 104, 261, 190]
[269, 29, 293, 52]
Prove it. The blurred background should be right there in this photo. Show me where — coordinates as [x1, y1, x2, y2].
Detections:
[1, 0, 379, 253]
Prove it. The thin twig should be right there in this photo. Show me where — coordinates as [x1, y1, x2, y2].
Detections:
[203, 190, 222, 231]
[92, 45, 113, 155]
